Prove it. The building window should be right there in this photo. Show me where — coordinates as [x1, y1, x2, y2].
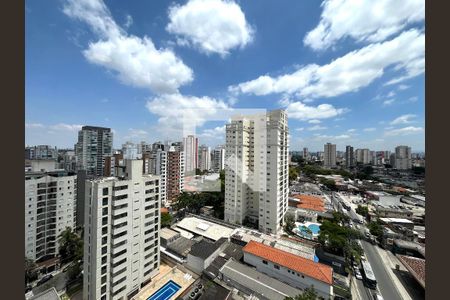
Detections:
[102, 198, 108, 206]
[262, 260, 268, 265]
[102, 188, 108, 196]
[274, 265, 280, 270]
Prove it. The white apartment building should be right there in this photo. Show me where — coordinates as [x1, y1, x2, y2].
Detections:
[394, 146, 412, 170]
[198, 145, 211, 171]
[355, 148, 370, 164]
[183, 135, 198, 175]
[323, 143, 336, 168]
[25, 164, 77, 264]
[83, 160, 161, 300]
[224, 110, 289, 234]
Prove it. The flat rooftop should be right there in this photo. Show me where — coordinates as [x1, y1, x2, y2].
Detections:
[379, 217, 414, 224]
[175, 217, 234, 241]
[231, 227, 316, 261]
[28, 287, 60, 300]
[160, 227, 180, 240]
[220, 259, 301, 300]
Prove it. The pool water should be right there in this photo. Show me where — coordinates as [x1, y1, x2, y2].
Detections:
[297, 223, 321, 237]
[308, 224, 321, 234]
[147, 280, 182, 300]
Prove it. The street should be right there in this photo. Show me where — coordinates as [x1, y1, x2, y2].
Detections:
[360, 239, 403, 300]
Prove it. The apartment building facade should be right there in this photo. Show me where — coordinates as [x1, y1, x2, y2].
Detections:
[75, 126, 113, 177]
[323, 143, 336, 168]
[183, 135, 198, 175]
[25, 165, 77, 264]
[345, 145, 354, 168]
[166, 147, 185, 204]
[394, 146, 412, 170]
[224, 110, 289, 234]
[83, 160, 161, 300]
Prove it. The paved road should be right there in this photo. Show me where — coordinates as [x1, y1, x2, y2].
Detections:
[32, 270, 68, 295]
[360, 240, 403, 300]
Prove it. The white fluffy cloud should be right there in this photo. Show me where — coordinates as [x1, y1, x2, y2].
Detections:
[363, 127, 376, 132]
[63, 0, 193, 94]
[199, 126, 226, 138]
[49, 123, 83, 131]
[146, 93, 231, 129]
[304, 0, 424, 51]
[286, 102, 347, 121]
[390, 114, 416, 125]
[385, 126, 423, 136]
[308, 119, 322, 124]
[166, 0, 254, 56]
[230, 29, 424, 98]
[25, 123, 45, 128]
[308, 125, 327, 131]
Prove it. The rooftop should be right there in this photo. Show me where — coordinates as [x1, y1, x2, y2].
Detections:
[28, 287, 61, 300]
[243, 240, 333, 285]
[189, 238, 227, 259]
[175, 217, 235, 241]
[219, 259, 301, 300]
[379, 218, 414, 224]
[160, 227, 180, 240]
[230, 228, 316, 260]
[292, 194, 325, 212]
[397, 255, 425, 288]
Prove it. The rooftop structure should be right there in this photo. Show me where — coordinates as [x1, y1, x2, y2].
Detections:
[291, 194, 325, 212]
[28, 287, 61, 300]
[230, 227, 316, 260]
[243, 241, 332, 285]
[175, 217, 234, 241]
[397, 255, 425, 288]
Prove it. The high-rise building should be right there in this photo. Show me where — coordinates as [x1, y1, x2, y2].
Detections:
[224, 110, 289, 234]
[302, 147, 309, 160]
[83, 160, 161, 300]
[183, 135, 198, 175]
[167, 146, 185, 203]
[394, 146, 412, 170]
[345, 145, 354, 168]
[104, 153, 124, 177]
[324, 143, 336, 168]
[211, 145, 226, 172]
[355, 148, 370, 164]
[369, 151, 377, 165]
[122, 142, 141, 159]
[198, 145, 211, 171]
[25, 145, 58, 160]
[75, 126, 113, 177]
[25, 163, 76, 266]
[58, 149, 77, 172]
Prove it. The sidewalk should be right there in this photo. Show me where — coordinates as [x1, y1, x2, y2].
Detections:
[374, 246, 412, 300]
[350, 277, 362, 300]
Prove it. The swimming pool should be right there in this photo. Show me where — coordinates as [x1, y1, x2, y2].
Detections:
[147, 280, 181, 300]
[307, 224, 320, 234]
[296, 222, 321, 239]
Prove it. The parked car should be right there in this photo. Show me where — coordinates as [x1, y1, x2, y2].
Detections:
[36, 274, 53, 286]
[355, 269, 363, 280]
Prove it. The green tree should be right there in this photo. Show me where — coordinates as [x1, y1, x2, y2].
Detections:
[58, 228, 83, 265]
[161, 212, 173, 227]
[284, 213, 296, 235]
[355, 205, 369, 217]
[25, 257, 38, 284]
[284, 286, 319, 300]
[289, 166, 299, 182]
[367, 220, 383, 238]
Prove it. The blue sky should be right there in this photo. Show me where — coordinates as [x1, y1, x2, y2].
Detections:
[26, 0, 425, 152]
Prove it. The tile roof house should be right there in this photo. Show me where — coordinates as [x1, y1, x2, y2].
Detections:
[242, 240, 333, 299]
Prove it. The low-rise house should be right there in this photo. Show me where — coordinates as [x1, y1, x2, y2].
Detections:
[242, 241, 333, 299]
[187, 238, 228, 274]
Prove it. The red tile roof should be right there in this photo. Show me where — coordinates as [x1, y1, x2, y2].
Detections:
[293, 194, 325, 212]
[397, 255, 425, 288]
[242, 240, 333, 285]
[160, 207, 169, 214]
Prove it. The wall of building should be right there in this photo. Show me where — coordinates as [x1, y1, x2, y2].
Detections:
[243, 252, 333, 299]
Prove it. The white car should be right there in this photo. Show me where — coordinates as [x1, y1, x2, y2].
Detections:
[355, 270, 363, 280]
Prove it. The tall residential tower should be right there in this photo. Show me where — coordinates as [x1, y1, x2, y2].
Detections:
[224, 110, 289, 234]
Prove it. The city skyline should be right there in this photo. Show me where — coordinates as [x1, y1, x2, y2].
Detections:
[26, 0, 424, 151]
